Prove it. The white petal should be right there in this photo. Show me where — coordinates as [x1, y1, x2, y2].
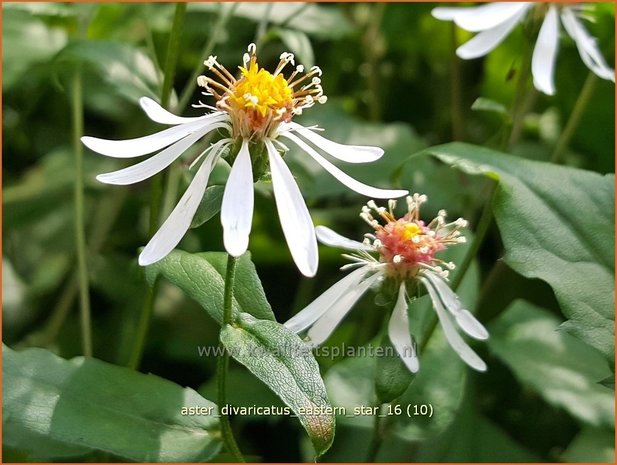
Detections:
[282, 132, 408, 199]
[433, 3, 531, 32]
[423, 272, 489, 340]
[456, 7, 528, 59]
[81, 117, 224, 158]
[266, 140, 318, 277]
[96, 122, 224, 185]
[315, 225, 373, 252]
[307, 272, 381, 345]
[138, 140, 228, 266]
[532, 6, 560, 95]
[561, 8, 615, 82]
[221, 139, 254, 257]
[281, 122, 383, 163]
[284, 266, 371, 333]
[139, 96, 222, 125]
[388, 284, 419, 373]
[421, 276, 487, 372]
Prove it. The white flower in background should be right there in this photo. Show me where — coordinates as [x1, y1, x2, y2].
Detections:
[285, 195, 489, 373]
[82, 44, 407, 277]
[432, 2, 615, 95]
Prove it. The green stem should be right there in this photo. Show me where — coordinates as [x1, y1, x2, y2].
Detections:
[506, 32, 535, 150]
[254, 2, 274, 46]
[365, 404, 385, 462]
[551, 72, 598, 164]
[364, 2, 387, 122]
[35, 190, 127, 347]
[217, 255, 244, 462]
[128, 2, 187, 370]
[72, 67, 92, 357]
[450, 23, 464, 141]
[177, 3, 238, 112]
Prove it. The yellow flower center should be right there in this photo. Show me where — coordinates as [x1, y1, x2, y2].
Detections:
[229, 62, 293, 118]
[196, 44, 326, 139]
[402, 223, 422, 241]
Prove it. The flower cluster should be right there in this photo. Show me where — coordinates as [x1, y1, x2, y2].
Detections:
[432, 2, 615, 95]
[285, 195, 489, 373]
[82, 44, 406, 276]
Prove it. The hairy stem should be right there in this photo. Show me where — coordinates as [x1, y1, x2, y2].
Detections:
[217, 255, 245, 462]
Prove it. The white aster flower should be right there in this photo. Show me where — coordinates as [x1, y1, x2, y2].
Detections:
[284, 195, 489, 373]
[432, 2, 615, 95]
[82, 44, 407, 277]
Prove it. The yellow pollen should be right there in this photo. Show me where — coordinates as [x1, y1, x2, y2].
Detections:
[229, 62, 293, 117]
[402, 223, 422, 241]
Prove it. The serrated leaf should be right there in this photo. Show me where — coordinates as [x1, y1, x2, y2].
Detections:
[145, 250, 275, 323]
[425, 142, 615, 363]
[2, 345, 221, 462]
[221, 313, 335, 457]
[190, 185, 225, 228]
[488, 300, 614, 427]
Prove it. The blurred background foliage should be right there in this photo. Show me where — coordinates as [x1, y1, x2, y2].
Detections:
[3, 2, 615, 462]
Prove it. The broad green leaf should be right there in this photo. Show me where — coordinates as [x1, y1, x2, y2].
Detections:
[562, 427, 615, 463]
[54, 40, 161, 103]
[221, 313, 335, 457]
[2, 345, 221, 462]
[425, 142, 615, 362]
[145, 250, 275, 323]
[221, 313, 335, 456]
[190, 185, 224, 229]
[488, 300, 614, 427]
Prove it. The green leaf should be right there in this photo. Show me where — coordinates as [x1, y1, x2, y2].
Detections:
[425, 142, 615, 363]
[2, 345, 221, 462]
[488, 300, 614, 427]
[55, 39, 161, 103]
[375, 334, 413, 404]
[190, 185, 225, 229]
[470, 97, 509, 118]
[415, 399, 540, 462]
[221, 313, 335, 457]
[272, 28, 315, 68]
[2, 8, 68, 90]
[145, 250, 275, 323]
[562, 427, 615, 463]
[188, 3, 353, 39]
